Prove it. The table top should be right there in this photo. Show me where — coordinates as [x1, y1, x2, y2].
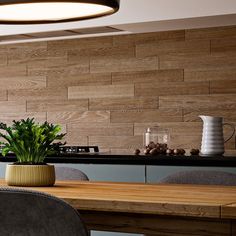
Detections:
[0, 179, 236, 219]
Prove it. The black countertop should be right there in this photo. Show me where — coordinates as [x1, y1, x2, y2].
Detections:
[1, 153, 236, 167]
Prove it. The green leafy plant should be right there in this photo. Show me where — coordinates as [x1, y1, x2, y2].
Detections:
[0, 118, 66, 164]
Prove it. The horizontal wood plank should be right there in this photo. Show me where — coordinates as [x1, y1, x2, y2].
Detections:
[8, 47, 67, 65]
[185, 25, 236, 40]
[0, 101, 26, 113]
[112, 69, 184, 84]
[0, 112, 46, 124]
[47, 36, 113, 51]
[47, 111, 110, 124]
[0, 76, 46, 90]
[0, 65, 27, 77]
[7, 41, 46, 50]
[89, 136, 143, 149]
[184, 69, 236, 82]
[134, 122, 202, 136]
[68, 84, 134, 99]
[28, 60, 90, 77]
[184, 109, 236, 122]
[47, 73, 111, 87]
[113, 30, 185, 46]
[135, 81, 209, 97]
[27, 99, 88, 112]
[185, 26, 236, 40]
[111, 109, 182, 123]
[90, 56, 158, 73]
[160, 53, 236, 70]
[169, 134, 201, 149]
[210, 80, 236, 94]
[68, 44, 135, 61]
[211, 38, 236, 53]
[89, 97, 158, 110]
[136, 40, 210, 57]
[67, 123, 133, 136]
[8, 87, 67, 101]
[160, 94, 236, 109]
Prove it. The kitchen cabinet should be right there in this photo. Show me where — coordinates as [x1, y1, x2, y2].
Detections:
[146, 166, 236, 183]
[0, 163, 145, 182]
[54, 163, 145, 182]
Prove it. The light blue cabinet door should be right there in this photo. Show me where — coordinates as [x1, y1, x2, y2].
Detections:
[0, 163, 145, 182]
[147, 166, 236, 183]
[54, 163, 145, 183]
[0, 163, 7, 178]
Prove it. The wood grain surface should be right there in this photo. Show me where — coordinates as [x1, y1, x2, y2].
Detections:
[1, 179, 236, 235]
[82, 211, 231, 236]
[0, 25, 236, 152]
[0, 180, 236, 219]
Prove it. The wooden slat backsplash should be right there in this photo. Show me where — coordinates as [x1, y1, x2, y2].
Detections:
[0, 25, 236, 152]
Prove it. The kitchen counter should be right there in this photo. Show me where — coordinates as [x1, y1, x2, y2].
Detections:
[1, 153, 236, 167]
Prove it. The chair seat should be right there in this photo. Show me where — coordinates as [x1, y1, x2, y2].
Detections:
[0, 187, 88, 236]
[159, 170, 236, 186]
[55, 166, 89, 181]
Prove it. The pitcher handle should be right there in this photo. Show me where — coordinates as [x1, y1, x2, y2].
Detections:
[223, 123, 235, 143]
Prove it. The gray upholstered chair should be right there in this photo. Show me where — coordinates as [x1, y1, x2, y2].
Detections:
[0, 187, 88, 236]
[55, 167, 90, 235]
[55, 167, 89, 181]
[159, 170, 236, 186]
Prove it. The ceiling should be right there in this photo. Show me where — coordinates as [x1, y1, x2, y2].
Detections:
[0, 0, 236, 44]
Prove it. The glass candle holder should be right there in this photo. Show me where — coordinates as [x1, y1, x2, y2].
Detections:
[144, 126, 170, 147]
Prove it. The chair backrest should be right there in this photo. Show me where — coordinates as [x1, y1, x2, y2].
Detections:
[55, 167, 89, 181]
[159, 170, 236, 186]
[0, 187, 88, 236]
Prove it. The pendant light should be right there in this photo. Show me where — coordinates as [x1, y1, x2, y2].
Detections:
[0, 0, 120, 24]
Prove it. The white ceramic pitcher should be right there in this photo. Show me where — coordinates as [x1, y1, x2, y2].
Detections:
[199, 115, 235, 156]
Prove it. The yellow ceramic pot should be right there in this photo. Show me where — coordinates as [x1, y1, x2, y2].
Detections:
[5, 164, 55, 187]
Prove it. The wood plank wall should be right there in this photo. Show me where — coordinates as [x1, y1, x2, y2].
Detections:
[0, 25, 236, 154]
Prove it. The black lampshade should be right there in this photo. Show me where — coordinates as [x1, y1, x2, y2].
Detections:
[0, 0, 120, 24]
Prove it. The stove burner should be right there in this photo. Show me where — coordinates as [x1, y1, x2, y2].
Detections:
[58, 146, 99, 154]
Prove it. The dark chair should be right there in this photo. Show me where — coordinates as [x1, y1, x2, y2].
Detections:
[0, 187, 88, 236]
[55, 167, 90, 235]
[159, 170, 236, 186]
[55, 167, 89, 181]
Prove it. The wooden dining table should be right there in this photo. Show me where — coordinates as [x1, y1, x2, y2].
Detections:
[1, 179, 236, 236]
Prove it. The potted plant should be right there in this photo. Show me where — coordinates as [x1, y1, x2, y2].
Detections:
[0, 118, 65, 187]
